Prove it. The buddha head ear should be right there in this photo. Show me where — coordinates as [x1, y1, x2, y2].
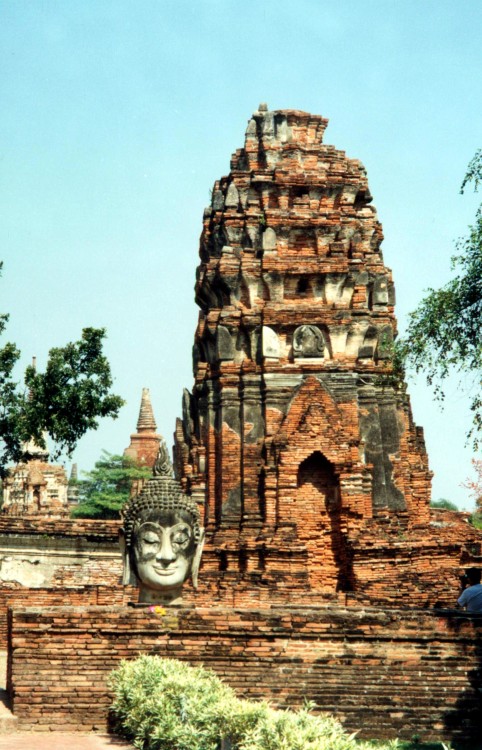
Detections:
[119, 528, 137, 586]
[191, 527, 205, 589]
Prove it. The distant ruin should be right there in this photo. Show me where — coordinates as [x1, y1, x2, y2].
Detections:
[1, 435, 71, 516]
[123, 387, 161, 469]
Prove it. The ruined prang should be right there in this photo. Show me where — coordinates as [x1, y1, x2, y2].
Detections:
[174, 105, 480, 604]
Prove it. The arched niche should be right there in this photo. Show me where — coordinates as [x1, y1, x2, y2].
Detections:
[296, 451, 352, 593]
[292, 325, 327, 359]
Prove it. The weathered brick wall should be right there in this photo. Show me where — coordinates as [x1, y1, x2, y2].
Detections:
[1, 511, 481, 651]
[0, 587, 134, 648]
[0, 516, 120, 539]
[7, 605, 482, 743]
[0, 516, 129, 647]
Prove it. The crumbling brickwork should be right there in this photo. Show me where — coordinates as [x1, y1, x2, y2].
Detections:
[174, 105, 482, 603]
[1, 460, 69, 515]
[0, 516, 133, 647]
[1, 507, 479, 651]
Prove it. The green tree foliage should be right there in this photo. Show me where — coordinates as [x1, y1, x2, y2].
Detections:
[430, 498, 459, 511]
[71, 451, 151, 519]
[397, 150, 482, 446]
[0, 262, 124, 477]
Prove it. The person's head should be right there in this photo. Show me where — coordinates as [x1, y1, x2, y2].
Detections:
[465, 567, 481, 586]
[120, 442, 204, 602]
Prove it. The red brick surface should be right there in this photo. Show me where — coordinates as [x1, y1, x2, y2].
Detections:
[0, 516, 120, 540]
[7, 605, 482, 743]
[172, 106, 482, 603]
[0, 517, 133, 648]
[1, 507, 481, 653]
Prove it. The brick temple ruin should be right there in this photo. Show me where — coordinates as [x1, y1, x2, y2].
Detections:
[174, 104, 481, 607]
[3, 107, 482, 743]
[1, 436, 71, 516]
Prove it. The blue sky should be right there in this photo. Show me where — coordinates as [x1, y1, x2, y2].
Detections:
[1, 1, 481, 507]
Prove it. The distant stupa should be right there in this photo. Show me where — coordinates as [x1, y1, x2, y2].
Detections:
[123, 388, 161, 468]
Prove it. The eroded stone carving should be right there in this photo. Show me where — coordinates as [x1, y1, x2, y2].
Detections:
[262, 326, 280, 359]
[120, 440, 204, 604]
[225, 182, 239, 208]
[217, 325, 235, 360]
[262, 227, 277, 251]
[293, 325, 324, 358]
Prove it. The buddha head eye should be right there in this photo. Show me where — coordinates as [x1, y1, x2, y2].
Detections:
[172, 526, 191, 546]
[141, 532, 160, 545]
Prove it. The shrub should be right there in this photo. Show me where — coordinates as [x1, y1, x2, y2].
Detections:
[108, 656, 238, 750]
[109, 656, 401, 750]
[237, 703, 400, 750]
[239, 703, 347, 750]
[470, 512, 482, 530]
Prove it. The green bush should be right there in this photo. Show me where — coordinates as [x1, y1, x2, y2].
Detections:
[470, 512, 482, 530]
[109, 656, 404, 750]
[109, 655, 240, 750]
[237, 702, 398, 750]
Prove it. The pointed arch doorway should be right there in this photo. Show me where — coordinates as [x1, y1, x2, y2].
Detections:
[296, 451, 352, 593]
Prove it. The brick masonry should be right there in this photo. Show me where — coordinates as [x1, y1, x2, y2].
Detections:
[7, 605, 482, 743]
[173, 105, 482, 602]
[0, 516, 133, 648]
[1, 508, 481, 651]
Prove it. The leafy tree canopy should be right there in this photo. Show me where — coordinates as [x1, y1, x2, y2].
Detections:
[430, 498, 459, 511]
[396, 150, 482, 446]
[71, 451, 151, 519]
[0, 263, 124, 477]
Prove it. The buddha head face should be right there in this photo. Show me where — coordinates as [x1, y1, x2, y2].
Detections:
[120, 442, 204, 603]
[134, 508, 198, 591]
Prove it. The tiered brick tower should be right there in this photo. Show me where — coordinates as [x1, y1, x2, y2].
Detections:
[175, 106, 480, 605]
[124, 388, 161, 469]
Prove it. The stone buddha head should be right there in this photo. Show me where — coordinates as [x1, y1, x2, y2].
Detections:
[120, 441, 204, 604]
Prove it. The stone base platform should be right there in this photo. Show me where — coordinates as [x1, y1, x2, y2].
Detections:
[6, 604, 482, 744]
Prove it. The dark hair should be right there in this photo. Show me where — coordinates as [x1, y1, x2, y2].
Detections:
[121, 476, 201, 548]
[465, 567, 481, 585]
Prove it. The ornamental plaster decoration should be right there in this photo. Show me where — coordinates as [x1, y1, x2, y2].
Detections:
[292, 325, 325, 358]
